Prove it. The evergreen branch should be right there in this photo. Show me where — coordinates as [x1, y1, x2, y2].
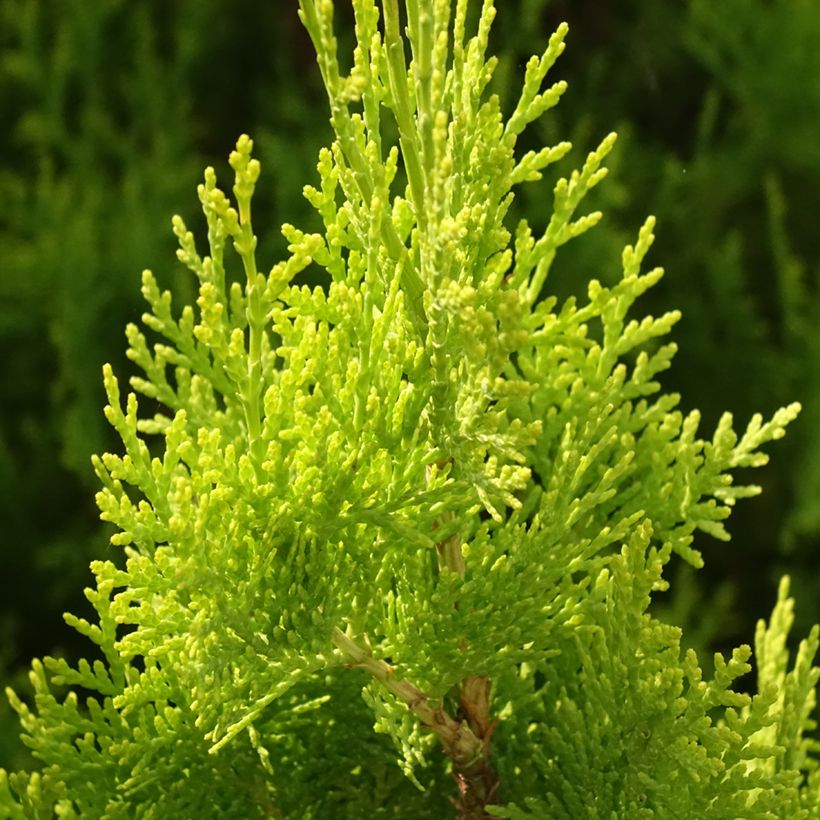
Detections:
[1, 2, 815, 817]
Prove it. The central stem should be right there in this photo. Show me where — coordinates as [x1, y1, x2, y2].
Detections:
[334, 457, 500, 818]
[331, 630, 498, 818]
[430, 457, 500, 817]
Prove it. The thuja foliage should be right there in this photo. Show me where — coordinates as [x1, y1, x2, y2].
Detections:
[2, 0, 818, 816]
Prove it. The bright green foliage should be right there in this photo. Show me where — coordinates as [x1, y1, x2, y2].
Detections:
[2, 0, 817, 816]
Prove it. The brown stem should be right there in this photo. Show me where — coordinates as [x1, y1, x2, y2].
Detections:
[332, 632, 500, 818]
[427, 456, 499, 816]
[334, 463, 500, 814]
[451, 675, 499, 819]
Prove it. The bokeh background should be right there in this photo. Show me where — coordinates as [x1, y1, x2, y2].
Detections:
[2, 0, 819, 769]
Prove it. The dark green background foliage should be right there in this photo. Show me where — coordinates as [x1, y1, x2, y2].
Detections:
[1, 0, 818, 770]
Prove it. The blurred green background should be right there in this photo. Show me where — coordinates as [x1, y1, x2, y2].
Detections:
[1, 0, 819, 769]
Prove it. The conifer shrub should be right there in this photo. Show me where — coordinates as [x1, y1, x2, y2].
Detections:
[2, 1, 818, 816]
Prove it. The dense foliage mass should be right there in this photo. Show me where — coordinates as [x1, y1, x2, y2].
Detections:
[3, 1, 820, 767]
[1, 0, 818, 816]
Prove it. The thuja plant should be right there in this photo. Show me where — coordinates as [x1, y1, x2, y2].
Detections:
[2, 0, 819, 816]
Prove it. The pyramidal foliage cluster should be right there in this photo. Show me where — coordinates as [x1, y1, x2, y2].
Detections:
[2, 1, 818, 817]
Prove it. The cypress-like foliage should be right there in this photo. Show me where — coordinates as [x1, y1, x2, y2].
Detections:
[2, 1, 816, 816]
